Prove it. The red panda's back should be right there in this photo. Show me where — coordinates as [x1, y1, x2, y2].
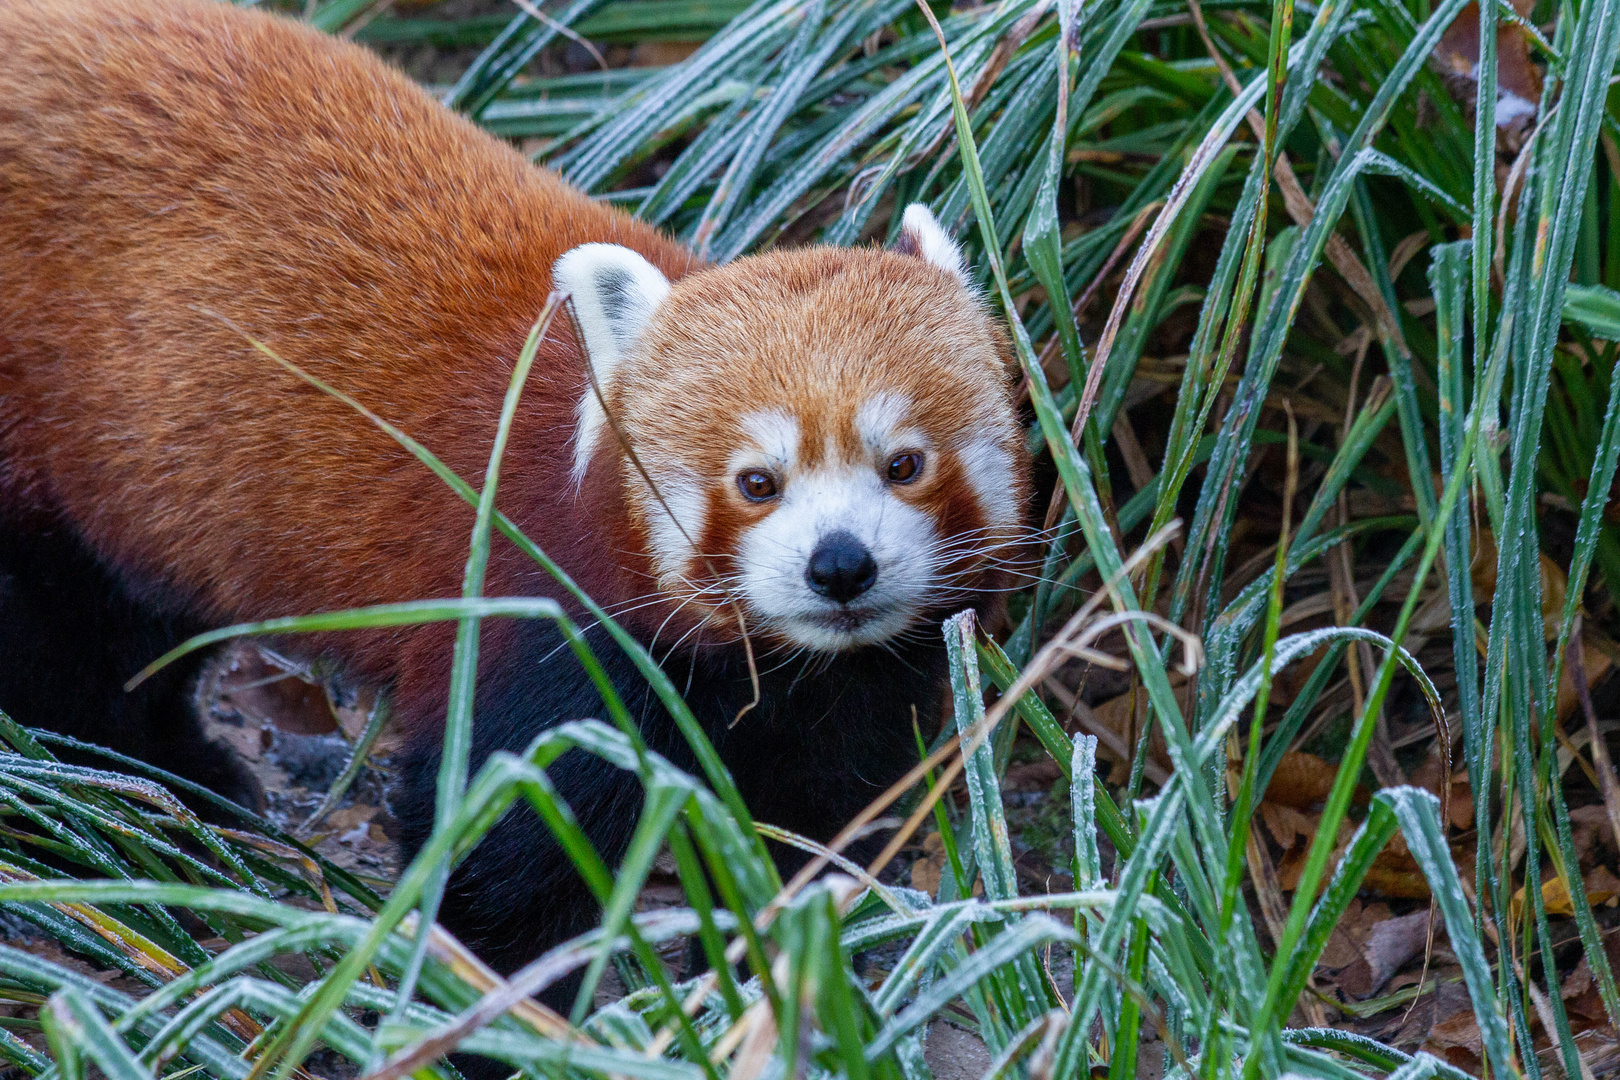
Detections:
[0, 0, 692, 669]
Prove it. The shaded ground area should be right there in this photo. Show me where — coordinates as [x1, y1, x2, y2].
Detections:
[198, 643, 401, 888]
[83, 634, 1613, 1077]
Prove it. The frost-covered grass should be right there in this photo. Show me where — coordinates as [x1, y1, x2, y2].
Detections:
[0, 0, 1618, 1077]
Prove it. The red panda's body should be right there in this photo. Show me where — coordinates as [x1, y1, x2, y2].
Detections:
[0, 0, 691, 705]
[0, 0, 1028, 1011]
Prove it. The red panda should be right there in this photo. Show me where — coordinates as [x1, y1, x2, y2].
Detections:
[0, 0, 1029, 992]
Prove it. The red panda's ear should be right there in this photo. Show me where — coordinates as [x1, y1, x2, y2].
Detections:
[553, 243, 672, 484]
[891, 204, 969, 286]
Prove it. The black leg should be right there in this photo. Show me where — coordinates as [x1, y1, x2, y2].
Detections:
[0, 527, 261, 810]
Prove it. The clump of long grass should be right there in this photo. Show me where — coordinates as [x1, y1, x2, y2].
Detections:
[0, 0, 1616, 1076]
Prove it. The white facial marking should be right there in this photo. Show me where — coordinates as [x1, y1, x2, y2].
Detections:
[956, 434, 1019, 531]
[723, 393, 958, 652]
[732, 410, 799, 475]
[737, 464, 938, 652]
[553, 244, 672, 485]
[855, 392, 929, 459]
[639, 470, 708, 592]
[855, 393, 907, 449]
[898, 204, 970, 286]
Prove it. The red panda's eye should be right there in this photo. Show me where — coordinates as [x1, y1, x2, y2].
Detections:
[887, 452, 924, 483]
[737, 471, 779, 502]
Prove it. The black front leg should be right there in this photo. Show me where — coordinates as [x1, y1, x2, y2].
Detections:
[392, 622, 664, 1001]
[0, 526, 263, 813]
[392, 623, 945, 998]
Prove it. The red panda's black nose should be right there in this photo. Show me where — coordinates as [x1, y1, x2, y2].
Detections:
[806, 531, 878, 603]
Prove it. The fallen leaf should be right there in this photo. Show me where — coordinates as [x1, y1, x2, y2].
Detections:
[1260, 801, 1318, 850]
[628, 41, 703, 66]
[1471, 533, 1570, 639]
[1275, 815, 1358, 891]
[211, 644, 338, 736]
[1268, 646, 1329, 709]
[1557, 638, 1615, 721]
[323, 804, 375, 833]
[1562, 957, 1610, 1024]
[1359, 861, 1432, 900]
[1338, 909, 1431, 998]
[1432, 2, 1543, 129]
[1407, 745, 1475, 829]
[1513, 866, 1620, 919]
[1424, 1004, 1485, 1074]
[1265, 751, 1341, 809]
[1318, 925, 1361, 969]
[1357, 833, 1432, 898]
[911, 832, 945, 896]
[1003, 759, 1063, 791]
[1570, 804, 1617, 865]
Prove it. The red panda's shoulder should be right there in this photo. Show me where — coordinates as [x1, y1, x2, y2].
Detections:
[0, 0, 687, 681]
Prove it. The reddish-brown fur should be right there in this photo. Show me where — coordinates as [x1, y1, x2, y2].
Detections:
[0, 0, 697, 737]
[0, 0, 1030, 998]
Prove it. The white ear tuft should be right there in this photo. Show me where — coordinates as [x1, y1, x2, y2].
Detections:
[894, 204, 969, 285]
[553, 243, 672, 485]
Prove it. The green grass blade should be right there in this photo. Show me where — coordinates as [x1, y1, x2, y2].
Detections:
[1381, 788, 1518, 1080]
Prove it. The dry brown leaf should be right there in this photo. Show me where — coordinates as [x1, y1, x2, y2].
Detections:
[1355, 900, 1393, 929]
[1359, 861, 1432, 900]
[1558, 639, 1616, 721]
[1273, 816, 1430, 897]
[1004, 759, 1064, 791]
[1433, 1, 1544, 125]
[1513, 866, 1620, 919]
[1088, 687, 1146, 739]
[1265, 751, 1341, 809]
[1267, 644, 1329, 708]
[1561, 959, 1620, 1033]
[1425, 1008, 1485, 1074]
[322, 804, 375, 832]
[1359, 831, 1434, 899]
[1565, 958, 1598, 1002]
[1319, 924, 1362, 969]
[209, 644, 339, 736]
[1338, 909, 1431, 998]
[628, 41, 703, 66]
[1472, 532, 1569, 639]
[1260, 801, 1318, 851]
[1406, 744, 1475, 830]
[1448, 781, 1475, 830]
[1081, 682, 1179, 785]
[1570, 804, 1618, 865]
[1275, 815, 1359, 891]
[911, 832, 945, 896]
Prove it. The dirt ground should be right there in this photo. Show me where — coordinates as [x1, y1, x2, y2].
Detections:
[198, 642, 402, 885]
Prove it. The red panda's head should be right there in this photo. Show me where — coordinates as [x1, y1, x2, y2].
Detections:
[555, 206, 1029, 654]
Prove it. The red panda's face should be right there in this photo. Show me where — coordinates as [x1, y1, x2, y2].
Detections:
[556, 206, 1029, 654]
